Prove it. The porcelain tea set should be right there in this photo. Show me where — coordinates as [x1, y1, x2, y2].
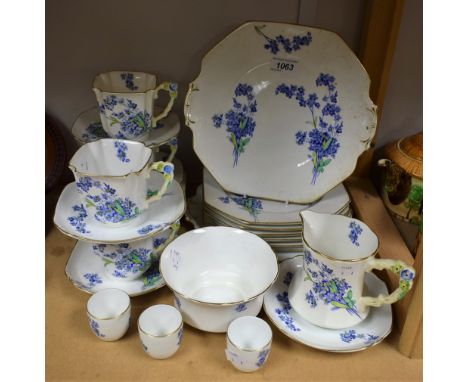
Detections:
[54, 21, 416, 371]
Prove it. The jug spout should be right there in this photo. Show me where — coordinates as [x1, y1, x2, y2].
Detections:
[300, 210, 325, 249]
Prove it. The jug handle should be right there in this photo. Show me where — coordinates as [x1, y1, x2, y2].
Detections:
[360, 259, 416, 308]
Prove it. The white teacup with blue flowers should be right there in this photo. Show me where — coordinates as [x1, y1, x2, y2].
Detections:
[288, 210, 416, 329]
[225, 316, 272, 373]
[69, 139, 174, 226]
[87, 288, 131, 341]
[92, 221, 180, 280]
[93, 71, 177, 140]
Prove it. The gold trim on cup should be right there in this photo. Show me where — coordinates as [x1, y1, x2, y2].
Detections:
[137, 310, 183, 338]
[86, 289, 131, 321]
[226, 332, 272, 353]
[53, 192, 186, 244]
[69, 139, 153, 179]
[63, 241, 168, 298]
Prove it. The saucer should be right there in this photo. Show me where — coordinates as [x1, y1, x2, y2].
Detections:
[65, 241, 165, 296]
[54, 173, 185, 243]
[263, 256, 392, 352]
[71, 106, 180, 149]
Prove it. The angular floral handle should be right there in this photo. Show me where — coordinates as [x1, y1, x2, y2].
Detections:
[153, 220, 180, 258]
[152, 82, 178, 126]
[146, 161, 174, 205]
[360, 259, 416, 308]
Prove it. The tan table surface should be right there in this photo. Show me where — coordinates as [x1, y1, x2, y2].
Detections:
[46, 227, 422, 381]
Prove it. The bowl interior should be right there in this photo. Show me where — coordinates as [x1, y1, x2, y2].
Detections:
[69, 139, 151, 176]
[160, 227, 278, 304]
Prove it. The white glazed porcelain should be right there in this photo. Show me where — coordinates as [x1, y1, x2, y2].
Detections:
[160, 227, 278, 332]
[93, 71, 177, 140]
[69, 139, 174, 226]
[263, 257, 392, 352]
[173, 292, 263, 333]
[71, 107, 180, 156]
[54, 171, 185, 243]
[66, 241, 167, 296]
[86, 288, 131, 341]
[138, 305, 184, 359]
[91, 221, 180, 280]
[289, 211, 415, 329]
[226, 316, 272, 372]
[203, 168, 350, 224]
[185, 21, 376, 203]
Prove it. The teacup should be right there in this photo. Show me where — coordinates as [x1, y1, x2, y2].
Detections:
[86, 288, 131, 341]
[138, 305, 184, 359]
[93, 71, 178, 140]
[288, 211, 415, 329]
[92, 221, 180, 280]
[69, 139, 174, 226]
[225, 316, 272, 373]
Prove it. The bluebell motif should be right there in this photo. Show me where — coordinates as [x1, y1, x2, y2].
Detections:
[212, 83, 257, 166]
[283, 271, 294, 286]
[235, 303, 247, 313]
[305, 251, 360, 318]
[254, 25, 312, 54]
[79, 178, 139, 224]
[217, 195, 263, 220]
[137, 224, 163, 235]
[400, 269, 415, 281]
[83, 273, 102, 287]
[169, 82, 178, 93]
[82, 122, 107, 141]
[305, 290, 317, 308]
[120, 72, 138, 91]
[67, 204, 90, 234]
[153, 236, 167, 248]
[141, 260, 162, 290]
[340, 330, 380, 345]
[141, 340, 148, 352]
[276, 73, 342, 184]
[101, 247, 152, 278]
[88, 318, 105, 338]
[177, 327, 184, 346]
[174, 295, 181, 309]
[169, 137, 178, 146]
[275, 291, 300, 332]
[348, 221, 363, 246]
[99, 95, 151, 138]
[114, 141, 130, 163]
[304, 249, 318, 266]
[256, 349, 270, 367]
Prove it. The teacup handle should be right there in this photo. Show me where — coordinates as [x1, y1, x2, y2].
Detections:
[152, 82, 178, 126]
[153, 220, 180, 257]
[360, 259, 416, 308]
[146, 161, 174, 204]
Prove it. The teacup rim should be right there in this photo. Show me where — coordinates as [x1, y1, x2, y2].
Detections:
[92, 70, 157, 94]
[86, 288, 131, 320]
[227, 316, 272, 352]
[137, 305, 183, 338]
[69, 138, 152, 178]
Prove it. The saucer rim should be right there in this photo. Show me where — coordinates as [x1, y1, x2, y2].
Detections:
[262, 255, 393, 353]
[53, 178, 186, 244]
[71, 106, 180, 147]
[64, 240, 167, 297]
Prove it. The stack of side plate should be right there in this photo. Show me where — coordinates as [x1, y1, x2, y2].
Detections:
[201, 169, 352, 260]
